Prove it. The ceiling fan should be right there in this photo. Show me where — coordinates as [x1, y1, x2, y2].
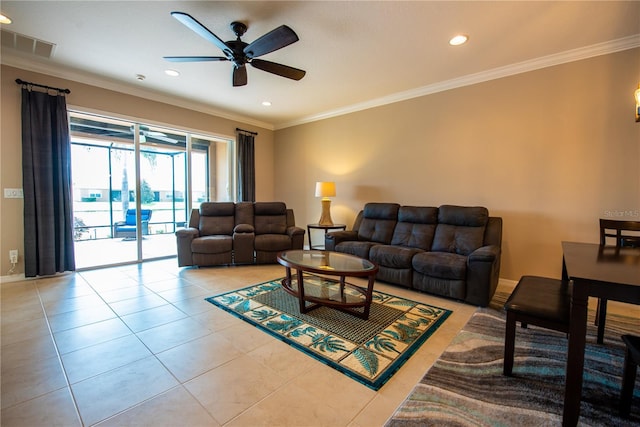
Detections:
[136, 126, 180, 144]
[164, 11, 306, 87]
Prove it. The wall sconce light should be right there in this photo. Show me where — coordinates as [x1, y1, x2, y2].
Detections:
[635, 84, 640, 122]
[315, 181, 336, 226]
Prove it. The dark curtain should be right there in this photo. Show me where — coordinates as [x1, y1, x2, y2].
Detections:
[21, 87, 75, 277]
[236, 131, 256, 202]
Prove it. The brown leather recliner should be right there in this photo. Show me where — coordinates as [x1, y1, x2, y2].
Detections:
[176, 201, 304, 267]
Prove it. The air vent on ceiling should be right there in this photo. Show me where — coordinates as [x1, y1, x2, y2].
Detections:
[1, 29, 56, 58]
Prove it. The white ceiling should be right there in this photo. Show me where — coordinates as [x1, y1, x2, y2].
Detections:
[2, 1, 639, 130]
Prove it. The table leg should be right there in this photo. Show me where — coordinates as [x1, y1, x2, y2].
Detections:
[361, 274, 375, 320]
[563, 278, 588, 426]
[285, 266, 292, 287]
[296, 268, 307, 313]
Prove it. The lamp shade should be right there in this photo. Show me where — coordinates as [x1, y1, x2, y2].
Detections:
[315, 181, 336, 198]
[636, 84, 640, 122]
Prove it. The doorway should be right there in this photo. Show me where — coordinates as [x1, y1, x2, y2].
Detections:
[69, 111, 233, 269]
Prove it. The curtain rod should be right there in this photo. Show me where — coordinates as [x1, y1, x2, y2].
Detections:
[236, 127, 258, 136]
[16, 78, 71, 94]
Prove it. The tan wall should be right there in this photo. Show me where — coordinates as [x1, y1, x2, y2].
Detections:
[274, 48, 640, 281]
[0, 65, 275, 276]
[3, 49, 639, 281]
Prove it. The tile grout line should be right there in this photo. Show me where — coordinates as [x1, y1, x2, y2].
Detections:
[53, 270, 181, 425]
[81, 271, 191, 425]
[33, 276, 86, 426]
[77, 267, 228, 425]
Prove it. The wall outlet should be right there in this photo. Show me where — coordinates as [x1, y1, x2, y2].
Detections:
[4, 188, 24, 198]
[9, 250, 18, 264]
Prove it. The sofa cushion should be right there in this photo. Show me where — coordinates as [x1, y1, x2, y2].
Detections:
[198, 202, 236, 236]
[357, 203, 400, 244]
[254, 234, 291, 251]
[235, 202, 254, 226]
[200, 202, 235, 217]
[412, 251, 467, 280]
[391, 206, 438, 250]
[370, 245, 423, 269]
[431, 205, 488, 255]
[254, 202, 287, 235]
[335, 241, 378, 259]
[191, 235, 233, 254]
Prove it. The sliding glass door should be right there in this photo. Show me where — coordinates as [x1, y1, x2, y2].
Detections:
[69, 111, 233, 269]
[138, 125, 187, 260]
[70, 118, 140, 267]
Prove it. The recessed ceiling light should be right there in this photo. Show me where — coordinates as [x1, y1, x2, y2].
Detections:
[0, 14, 12, 24]
[165, 69, 180, 77]
[261, 101, 272, 107]
[449, 34, 469, 46]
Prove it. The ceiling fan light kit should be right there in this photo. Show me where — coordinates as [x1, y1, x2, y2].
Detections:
[164, 11, 306, 87]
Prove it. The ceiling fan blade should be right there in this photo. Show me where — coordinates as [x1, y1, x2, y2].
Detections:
[164, 56, 228, 62]
[233, 65, 248, 87]
[250, 59, 306, 81]
[243, 25, 299, 59]
[170, 11, 232, 56]
[149, 135, 180, 144]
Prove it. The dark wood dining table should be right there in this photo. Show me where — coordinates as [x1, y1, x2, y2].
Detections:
[561, 241, 640, 426]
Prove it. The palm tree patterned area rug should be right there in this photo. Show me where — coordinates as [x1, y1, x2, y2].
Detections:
[386, 307, 640, 426]
[205, 275, 452, 390]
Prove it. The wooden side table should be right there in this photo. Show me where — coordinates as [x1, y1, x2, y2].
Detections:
[307, 223, 346, 250]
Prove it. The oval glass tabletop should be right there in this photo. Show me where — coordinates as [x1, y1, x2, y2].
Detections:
[278, 250, 376, 273]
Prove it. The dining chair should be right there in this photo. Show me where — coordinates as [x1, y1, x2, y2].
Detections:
[620, 334, 640, 418]
[600, 219, 640, 248]
[596, 219, 640, 344]
[503, 275, 571, 376]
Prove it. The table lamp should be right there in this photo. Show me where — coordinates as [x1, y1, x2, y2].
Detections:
[315, 181, 336, 226]
[635, 83, 640, 122]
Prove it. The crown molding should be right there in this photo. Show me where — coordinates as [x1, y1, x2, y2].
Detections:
[2, 55, 274, 131]
[275, 34, 640, 130]
[4, 34, 638, 132]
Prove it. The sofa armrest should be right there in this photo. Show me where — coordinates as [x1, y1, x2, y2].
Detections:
[325, 230, 358, 251]
[468, 245, 499, 262]
[465, 245, 501, 306]
[176, 228, 199, 266]
[287, 226, 305, 250]
[233, 224, 255, 264]
[234, 223, 255, 234]
[287, 226, 305, 237]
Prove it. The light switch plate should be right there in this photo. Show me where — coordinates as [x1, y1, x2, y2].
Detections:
[4, 188, 23, 198]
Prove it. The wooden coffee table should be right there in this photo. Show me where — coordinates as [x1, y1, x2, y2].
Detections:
[276, 250, 379, 319]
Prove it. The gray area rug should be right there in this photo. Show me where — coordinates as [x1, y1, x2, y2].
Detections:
[386, 306, 640, 426]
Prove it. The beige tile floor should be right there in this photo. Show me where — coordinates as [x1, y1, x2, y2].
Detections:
[1, 259, 481, 426]
[5, 260, 636, 426]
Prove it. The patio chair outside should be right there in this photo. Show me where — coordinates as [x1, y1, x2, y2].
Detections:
[113, 209, 152, 239]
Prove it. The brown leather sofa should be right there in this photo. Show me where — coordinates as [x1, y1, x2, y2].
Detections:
[176, 201, 305, 267]
[325, 203, 502, 306]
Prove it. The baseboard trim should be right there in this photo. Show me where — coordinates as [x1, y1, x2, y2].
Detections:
[498, 277, 518, 289]
[0, 271, 520, 292]
[1, 273, 28, 284]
